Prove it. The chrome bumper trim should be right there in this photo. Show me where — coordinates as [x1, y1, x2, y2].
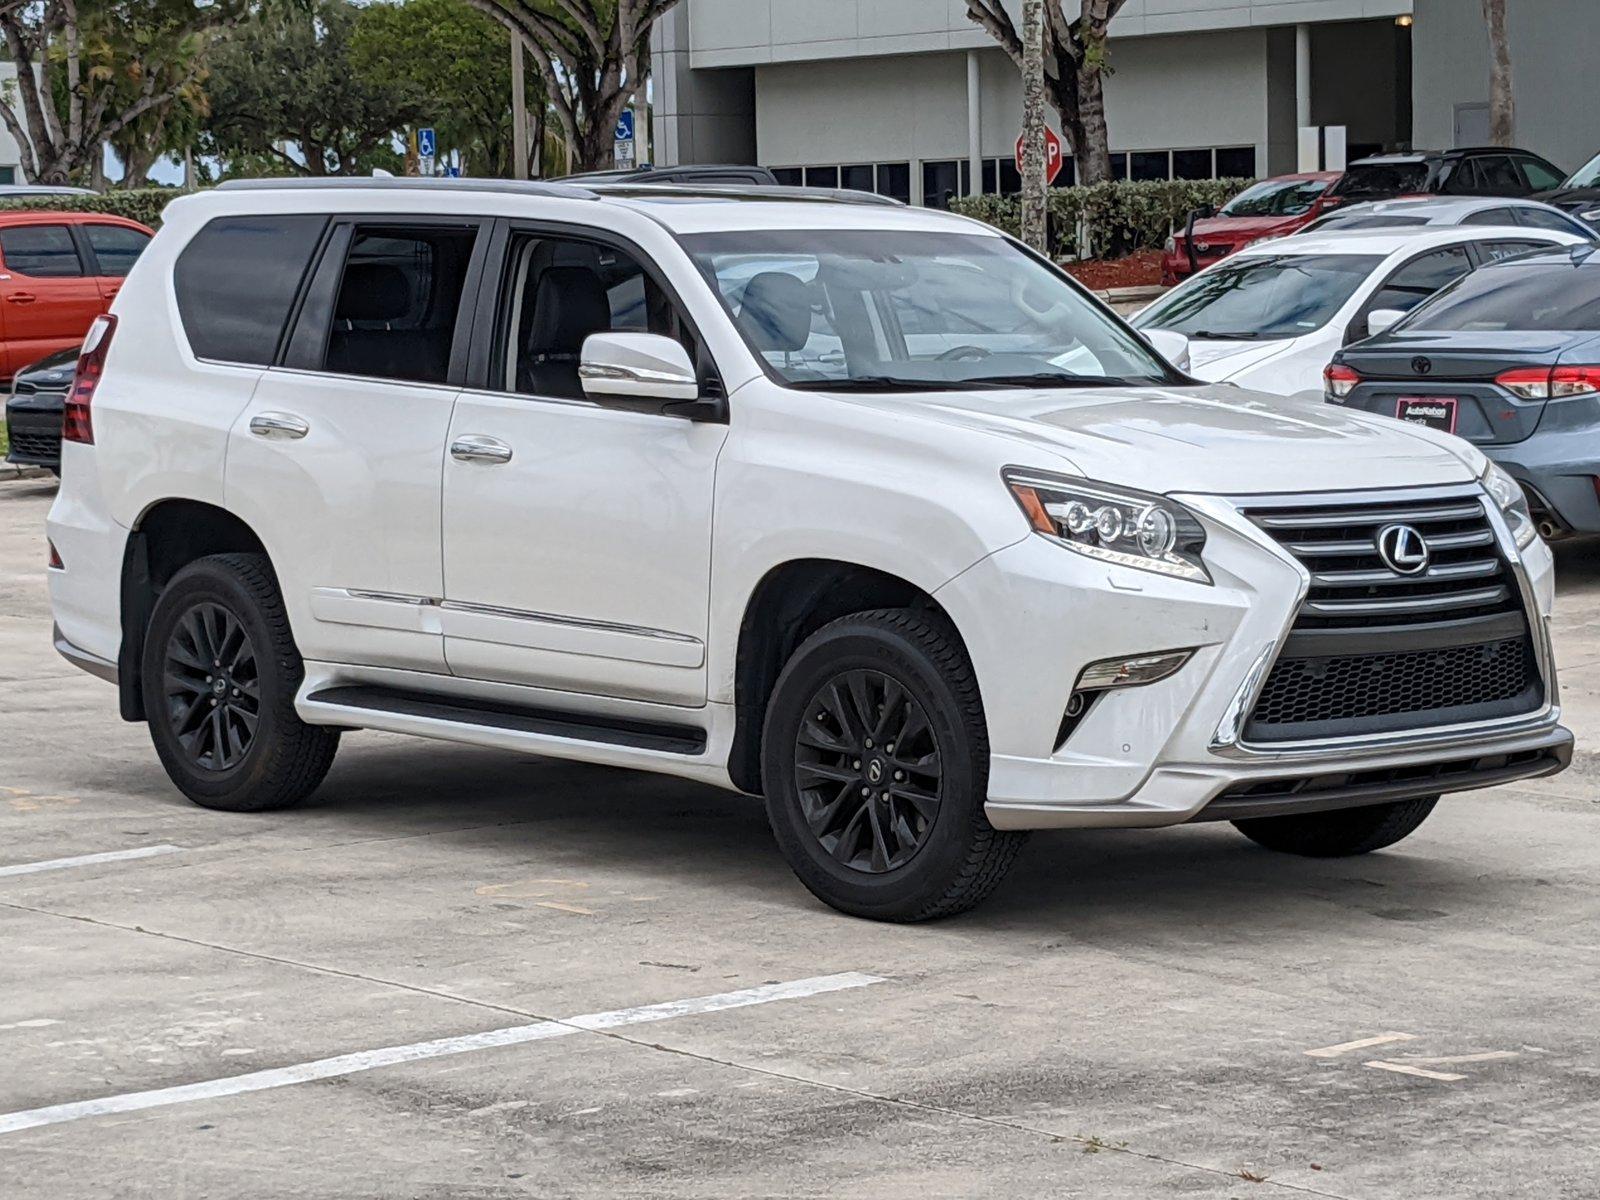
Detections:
[53, 623, 118, 685]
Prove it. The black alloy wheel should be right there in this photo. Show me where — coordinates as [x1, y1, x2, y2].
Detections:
[163, 601, 261, 771]
[793, 668, 943, 873]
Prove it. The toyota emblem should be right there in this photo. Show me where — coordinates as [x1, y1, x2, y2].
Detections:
[1412, 356, 1433, 375]
[1376, 523, 1430, 576]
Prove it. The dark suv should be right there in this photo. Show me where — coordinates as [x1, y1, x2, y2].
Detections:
[1328, 148, 1567, 206]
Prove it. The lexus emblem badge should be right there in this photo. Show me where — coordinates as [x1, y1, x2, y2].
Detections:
[1376, 523, 1430, 576]
[1412, 356, 1433, 375]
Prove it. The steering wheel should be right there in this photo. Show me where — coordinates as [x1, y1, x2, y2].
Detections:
[935, 344, 993, 362]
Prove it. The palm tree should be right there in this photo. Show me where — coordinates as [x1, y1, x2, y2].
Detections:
[1483, 0, 1514, 145]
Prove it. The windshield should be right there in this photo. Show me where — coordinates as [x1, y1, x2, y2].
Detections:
[1219, 178, 1329, 218]
[1135, 253, 1383, 340]
[1332, 162, 1430, 197]
[681, 229, 1174, 390]
[1565, 151, 1600, 190]
[1398, 258, 1600, 332]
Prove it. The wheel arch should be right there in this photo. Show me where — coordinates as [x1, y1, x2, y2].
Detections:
[727, 558, 972, 794]
[117, 498, 270, 722]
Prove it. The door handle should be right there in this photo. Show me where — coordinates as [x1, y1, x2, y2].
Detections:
[249, 412, 310, 440]
[450, 435, 513, 465]
[6, 292, 35, 304]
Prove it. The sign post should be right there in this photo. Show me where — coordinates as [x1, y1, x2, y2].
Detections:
[614, 110, 636, 171]
[1014, 126, 1065, 187]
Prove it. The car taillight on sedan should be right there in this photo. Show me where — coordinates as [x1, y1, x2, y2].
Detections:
[1495, 365, 1600, 400]
[1324, 362, 1360, 399]
[62, 314, 117, 445]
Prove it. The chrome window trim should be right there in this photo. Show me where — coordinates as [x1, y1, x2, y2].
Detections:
[1204, 482, 1557, 759]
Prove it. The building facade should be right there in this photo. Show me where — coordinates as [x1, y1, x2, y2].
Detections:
[651, 0, 1415, 206]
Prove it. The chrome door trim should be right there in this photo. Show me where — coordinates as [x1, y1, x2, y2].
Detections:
[439, 599, 701, 645]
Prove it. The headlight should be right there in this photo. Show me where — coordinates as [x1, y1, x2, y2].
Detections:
[1481, 460, 1538, 551]
[1005, 469, 1211, 583]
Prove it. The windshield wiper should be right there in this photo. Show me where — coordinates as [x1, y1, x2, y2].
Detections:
[1188, 330, 1264, 340]
[786, 375, 991, 392]
[958, 372, 1139, 389]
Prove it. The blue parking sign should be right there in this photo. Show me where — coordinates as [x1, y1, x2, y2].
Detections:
[418, 127, 437, 158]
[614, 111, 634, 143]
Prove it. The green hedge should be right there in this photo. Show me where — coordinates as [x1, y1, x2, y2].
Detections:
[950, 177, 1255, 259]
[0, 188, 184, 228]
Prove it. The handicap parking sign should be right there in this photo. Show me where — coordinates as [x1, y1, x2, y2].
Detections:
[418, 127, 437, 158]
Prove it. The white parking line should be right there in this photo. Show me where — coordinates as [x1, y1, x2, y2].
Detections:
[0, 844, 182, 879]
[1363, 1060, 1466, 1082]
[1303, 1032, 1416, 1058]
[0, 971, 885, 1136]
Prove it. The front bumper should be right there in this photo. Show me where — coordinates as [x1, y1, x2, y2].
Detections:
[935, 485, 1569, 831]
[5, 392, 65, 468]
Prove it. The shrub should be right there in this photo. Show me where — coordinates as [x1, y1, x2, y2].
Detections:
[950, 177, 1255, 260]
[0, 187, 185, 229]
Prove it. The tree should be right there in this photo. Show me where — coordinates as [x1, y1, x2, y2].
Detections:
[351, 0, 544, 180]
[204, 0, 421, 176]
[965, 0, 1128, 186]
[461, 0, 680, 173]
[1019, 0, 1046, 252]
[0, 0, 241, 185]
[1483, 0, 1514, 146]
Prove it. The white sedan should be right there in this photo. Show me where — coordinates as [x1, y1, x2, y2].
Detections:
[1132, 226, 1587, 400]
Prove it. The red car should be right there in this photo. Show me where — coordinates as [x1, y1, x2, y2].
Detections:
[0, 211, 153, 382]
[1162, 171, 1340, 285]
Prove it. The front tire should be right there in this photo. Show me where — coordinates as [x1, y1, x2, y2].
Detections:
[761, 609, 1026, 922]
[1233, 797, 1438, 857]
[142, 553, 339, 812]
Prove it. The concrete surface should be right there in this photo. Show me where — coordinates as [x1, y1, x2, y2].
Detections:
[2, 474, 1598, 1199]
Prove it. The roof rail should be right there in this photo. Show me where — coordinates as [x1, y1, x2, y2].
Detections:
[583, 182, 905, 207]
[216, 177, 597, 200]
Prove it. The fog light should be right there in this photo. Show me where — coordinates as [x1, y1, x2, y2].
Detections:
[1075, 649, 1193, 691]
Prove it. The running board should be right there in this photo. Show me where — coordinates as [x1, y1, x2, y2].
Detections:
[302, 685, 708, 756]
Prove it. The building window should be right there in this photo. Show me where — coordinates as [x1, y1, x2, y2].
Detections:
[1172, 149, 1212, 180]
[1110, 154, 1128, 181]
[1130, 151, 1168, 182]
[804, 165, 840, 188]
[1215, 146, 1257, 178]
[875, 162, 910, 204]
[922, 160, 960, 209]
[771, 167, 802, 186]
[841, 164, 874, 192]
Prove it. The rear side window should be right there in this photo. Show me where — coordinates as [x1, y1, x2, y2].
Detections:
[1366, 246, 1473, 312]
[83, 223, 151, 276]
[1461, 207, 1517, 227]
[323, 225, 477, 384]
[175, 215, 326, 365]
[1516, 156, 1565, 192]
[1402, 261, 1600, 332]
[0, 225, 84, 277]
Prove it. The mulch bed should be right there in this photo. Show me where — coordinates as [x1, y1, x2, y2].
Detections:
[1062, 249, 1164, 291]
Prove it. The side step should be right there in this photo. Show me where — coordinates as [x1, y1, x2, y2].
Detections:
[303, 685, 708, 756]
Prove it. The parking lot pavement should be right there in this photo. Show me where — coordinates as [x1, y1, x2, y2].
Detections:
[3, 475, 1599, 1199]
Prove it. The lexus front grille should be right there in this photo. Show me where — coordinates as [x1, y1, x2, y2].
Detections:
[1238, 489, 1542, 742]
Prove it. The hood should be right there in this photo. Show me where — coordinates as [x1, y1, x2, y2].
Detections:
[1180, 213, 1302, 245]
[1183, 338, 1295, 382]
[849, 383, 1481, 496]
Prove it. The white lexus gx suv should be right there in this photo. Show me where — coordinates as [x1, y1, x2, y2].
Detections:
[47, 178, 1573, 921]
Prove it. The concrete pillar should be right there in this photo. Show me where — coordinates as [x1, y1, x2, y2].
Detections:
[967, 50, 983, 197]
[1295, 23, 1312, 131]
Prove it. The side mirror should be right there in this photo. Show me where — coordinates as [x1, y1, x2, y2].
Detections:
[1365, 308, 1406, 336]
[580, 332, 700, 402]
[1143, 327, 1192, 372]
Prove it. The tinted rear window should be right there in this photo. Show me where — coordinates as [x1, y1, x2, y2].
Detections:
[1401, 259, 1600, 332]
[175, 215, 326, 364]
[1333, 163, 1430, 197]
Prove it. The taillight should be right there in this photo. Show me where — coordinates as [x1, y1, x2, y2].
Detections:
[62, 314, 116, 445]
[47, 540, 63, 569]
[1551, 365, 1600, 397]
[1496, 365, 1600, 401]
[1495, 367, 1553, 400]
[1324, 362, 1360, 399]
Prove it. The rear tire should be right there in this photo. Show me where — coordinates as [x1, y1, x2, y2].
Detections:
[1232, 797, 1438, 857]
[761, 608, 1026, 922]
[142, 553, 338, 812]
